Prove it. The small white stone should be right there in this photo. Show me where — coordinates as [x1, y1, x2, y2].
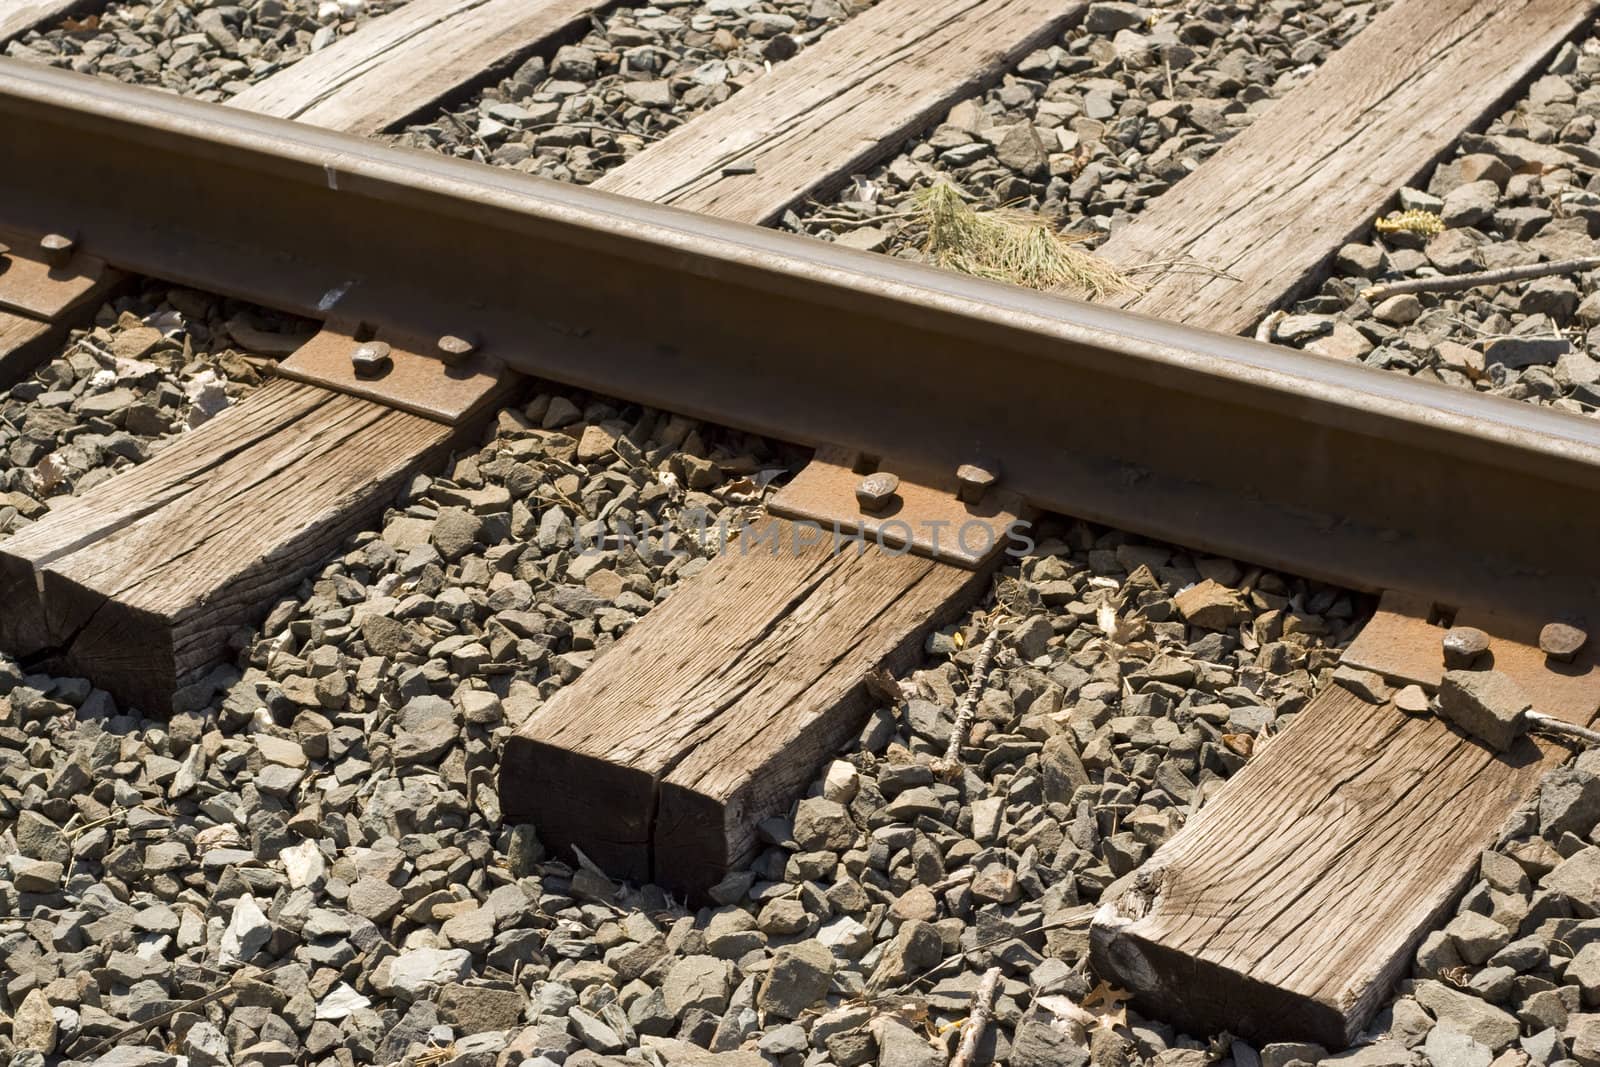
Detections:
[821, 760, 859, 803]
[816, 915, 871, 958]
[169, 747, 202, 798]
[379, 947, 473, 997]
[316, 982, 372, 1021]
[972, 796, 1005, 844]
[281, 839, 327, 890]
[220, 894, 270, 966]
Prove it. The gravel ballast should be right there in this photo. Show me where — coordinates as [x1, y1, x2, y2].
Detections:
[4, 0, 403, 100]
[1, 2, 1599, 1065]
[392, 0, 875, 180]
[787, 0, 1389, 254]
[0, 281, 307, 536]
[0, 292, 1596, 1067]
[1261, 32, 1600, 414]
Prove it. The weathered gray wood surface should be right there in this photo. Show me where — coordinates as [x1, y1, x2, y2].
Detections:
[227, 0, 605, 135]
[1090, 685, 1579, 1046]
[503, 520, 990, 885]
[0, 0, 84, 43]
[1097, 0, 1600, 334]
[595, 0, 1084, 224]
[0, 379, 459, 711]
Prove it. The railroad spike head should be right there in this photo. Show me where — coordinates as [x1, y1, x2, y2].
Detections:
[1540, 622, 1588, 664]
[1441, 625, 1491, 669]
[436, 334, 477, 365]
[350, 340, 393, 379]
[956, 461, 999, 504]
[39, 233, 75, 269]
[855, 471, 900, 514]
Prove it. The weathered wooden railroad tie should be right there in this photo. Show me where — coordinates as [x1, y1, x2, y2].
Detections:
[2, 0, 1600, 1048]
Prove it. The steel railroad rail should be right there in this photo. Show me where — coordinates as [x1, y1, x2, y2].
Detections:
[2, 57, 1597, 624]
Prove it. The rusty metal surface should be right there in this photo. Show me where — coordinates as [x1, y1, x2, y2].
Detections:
[770, 446, 1027, 567]
[277, 323, 513, 424]
[9, 61, 1600, 619]
[0, 224, 114, 319]
[1343, 591, 1600, 724]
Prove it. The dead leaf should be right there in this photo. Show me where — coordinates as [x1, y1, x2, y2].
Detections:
[1221, 733, 1254, 758]
[29, 452, 70, 496]
[1081, 981, 1131, 1030]
[1036, 995, 1096, 1043]
[952, 630, 965, 650]
[864, 668, 903, 706]
[60, 13, 100, 31]
[719, 476, 761, 503]
[1096, 601, 1117, 637]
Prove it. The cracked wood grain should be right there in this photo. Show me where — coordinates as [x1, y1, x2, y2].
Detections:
[594, 0, 1087, 224]
[502, 519, 991, 886]
[1091, 687, 1566, 1047]
[1098, 0, 1600, 334]
[0, 379, 457, 712]
[227, 0, 606, 136]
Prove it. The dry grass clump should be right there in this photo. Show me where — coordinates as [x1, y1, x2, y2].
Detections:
[1374, 208, 1445, 237]
[911, 182, 1128, 298]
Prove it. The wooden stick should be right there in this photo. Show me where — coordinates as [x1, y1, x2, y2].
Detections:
[73, 958, 296, 1058]
[1524, 710, 1600, 746]
[1360, 256, 1600, 303]
[877, 906, 1097, 999]
[950, 967, 1003, 1067]
[941, 626, 1004, 766]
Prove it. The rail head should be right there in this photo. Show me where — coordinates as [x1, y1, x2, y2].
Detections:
[4, 58, 1598, 620]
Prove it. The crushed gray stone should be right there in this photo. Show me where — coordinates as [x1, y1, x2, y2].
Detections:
[6, 0, 405, 100]
[1267, 33, 1600, 414]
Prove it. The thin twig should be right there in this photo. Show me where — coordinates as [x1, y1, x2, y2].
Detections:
[1526, 710, 1600, 746]
[519, 121, 666, 142]
[875, 906, 1097, 999]
[950, 967, 1002, 1067]
[928, 867, 977, 893]
[939, 627, 1004, 766]
[1360, 256, 1600, 303]
[75, 959, 294, 1057]
[1118, 257, 1240, 282]
[810, 209, 921, 231]
[1254, 310, 1287, 344]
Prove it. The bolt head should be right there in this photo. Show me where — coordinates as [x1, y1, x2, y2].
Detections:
[351, 341, 393, 379]
[39, 233, 74, 269]
[855, 472, 900, 513]
[956, 461, 999, 503]
[436, 334, 477, 365]
[1540, 622, 1588, 663]
[1442, 625, 1491, 669]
